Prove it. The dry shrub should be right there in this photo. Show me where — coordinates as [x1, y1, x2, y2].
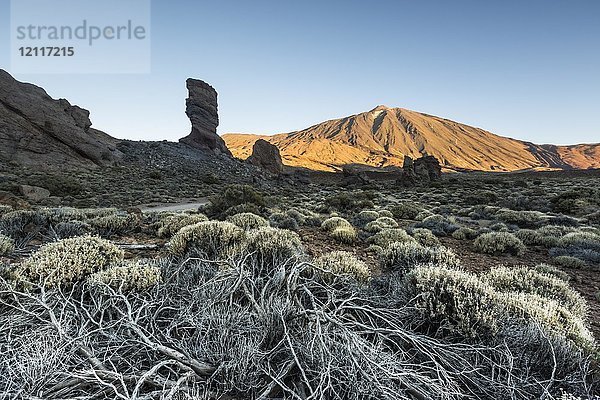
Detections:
[15, 236, 124, 288]
[88, 260, 162, 292]
[483, 266, 588, 318]
[363, 217, 399, 233]
[321, 216, 353, 232]
[158, 213, 209, 237]
[0, 234, 15, 256]
[314, 251, 370, 283]
[474, 232, 526, 256]
[380, 241, 461, 273]
[402, 265, 505, 338]
[367, 228, 414, 248]
[227, 212, 269, 230]
[168, 221, 245, 259]
[451, 227, 477, 240]
[243, 227, 303, 270]
[330, 226, 358, 244]
[411, 228, 440, 247]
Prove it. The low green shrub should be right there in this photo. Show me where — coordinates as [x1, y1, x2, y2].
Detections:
[227, 212, 269, 230]
[553, 255, 587, 269]
[474, 232, 525, 256]
[88, 260, 161, 292]
[451, 227, 478, 240]
[223, 202, 261, 217]
[158, 213, 209, 237]
[89, 214, 137, 237]
[495, 209, 547, 228]
[503, 292, 594, 350]
[484, 266, 587, 318]
[314, 251, 370, 283]
[0, 210, 36, 238]
[389, 202, 424, 220]
[54, 220, 93, 239]
[168, 221, 245, 259]
[558, 232, 600, 252]
[380, 241, 461, 273]
[330, 226, 358, 244]
[269, 212, 300, 231]
[15, 236, 124, 288]
[0, 205, 12, 216]
[403, 266, 503, 338]
[515, 229, 545, 245]
[208, 185, 265, 217]
[411, 228, 440, 247]
[403, 266, 595, 351]
[0, 234, 15, 256]
[367, 228, 414, 248]
[321, 216, 352, 232]
[363, 217, 399, 233]
[323, 191, 375, 212]
[243, 227, 303, 269]
[378, 210, 394, 218]
[551, 231, 600, 263]
[533, 263, 570, 281]
[354, 210, 379, 226]
[415, 214, 458, 236]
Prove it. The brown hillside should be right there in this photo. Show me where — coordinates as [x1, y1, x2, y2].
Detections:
[223, 106, 599, 172]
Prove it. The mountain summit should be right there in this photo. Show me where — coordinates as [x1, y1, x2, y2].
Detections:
[223, 107, 600, 172]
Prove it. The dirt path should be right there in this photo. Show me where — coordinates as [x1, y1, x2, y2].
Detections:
[139, 198, 210, 213]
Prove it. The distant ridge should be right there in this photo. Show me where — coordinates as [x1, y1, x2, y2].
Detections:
[223, 106, 600, 172]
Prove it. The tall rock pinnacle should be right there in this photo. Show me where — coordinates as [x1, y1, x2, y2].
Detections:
[179, 78, 232, 156]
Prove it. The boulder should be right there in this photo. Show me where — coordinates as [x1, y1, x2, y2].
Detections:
[19, 185, 50, 202]
[247, 139, 284, 174]
[0, 191, 30, 209]
[0, 69, 122, 168]
[401, 155, 442, 182]
[415, 155, 442, 180]
[179, 78, 232, 156]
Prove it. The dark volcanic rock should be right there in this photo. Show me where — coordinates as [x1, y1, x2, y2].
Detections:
[0, 69, 122, 168]
[415, 155, 442, 180]
[402, 155, 416, 178]
[179, 78, 232, 156]
[246, 139, 284, 174]
[402, 155, 441, 182]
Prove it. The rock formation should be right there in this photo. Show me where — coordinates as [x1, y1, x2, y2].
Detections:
[414, 155, 442, 180]
[246, 139, 284, 174]
[403, 155, 442, 181]
[0, 69, 122, 168]
[179, 78, 231, 156]
[19, 185, 50, 202]
[402, 156, 415, 178]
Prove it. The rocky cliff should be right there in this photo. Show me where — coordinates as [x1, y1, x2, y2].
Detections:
[0, 69, 122, 169]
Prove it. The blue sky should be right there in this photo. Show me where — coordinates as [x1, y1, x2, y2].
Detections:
[1, 0, 599, 144]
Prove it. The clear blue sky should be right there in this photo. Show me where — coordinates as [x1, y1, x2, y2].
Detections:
[1, 0, 599, 144]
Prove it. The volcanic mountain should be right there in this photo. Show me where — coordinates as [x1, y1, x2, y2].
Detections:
[223, 106, 600, 172]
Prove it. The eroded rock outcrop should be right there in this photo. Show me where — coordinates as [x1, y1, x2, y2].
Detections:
[0, 69, 122, 168]
[403, 155, 442, 181]
[179, 78, 231, 156]
[247, 139, 283, 174]
[19, 185, 50, 202]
